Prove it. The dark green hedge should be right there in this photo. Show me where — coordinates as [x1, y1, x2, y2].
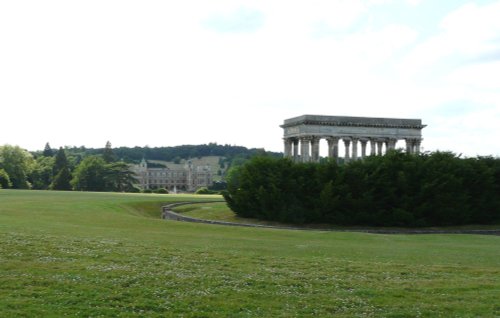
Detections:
[223, 151, 500, 226]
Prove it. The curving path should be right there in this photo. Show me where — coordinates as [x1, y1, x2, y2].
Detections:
[162, 202, 500, 235]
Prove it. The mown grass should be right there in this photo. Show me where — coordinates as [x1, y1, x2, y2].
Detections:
[1, 189, 499, 317]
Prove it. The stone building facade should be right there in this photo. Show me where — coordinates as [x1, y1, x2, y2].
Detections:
[282, 114, 426, 162]
[131, 159, 212, 192]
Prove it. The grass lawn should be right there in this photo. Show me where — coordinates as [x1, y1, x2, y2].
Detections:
[1, 189, 499, 317]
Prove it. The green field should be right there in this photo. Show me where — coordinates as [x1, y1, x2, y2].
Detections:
[1, 190, 499, 317]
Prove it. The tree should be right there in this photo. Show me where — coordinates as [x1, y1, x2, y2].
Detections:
[103, 141, 117, 163]
[71, 156, 107, 191]
[51, 147, 72, 190]
[50, 166, 72, 191]
[104, 161, 137, 192]
[42, 142, 54, 157]
[71, 157, 137, 192]
[30, 156, 55, 189]
[0, 168, 11, 189]
[53, 147, 69, 176]
[0, 145, 34, 189]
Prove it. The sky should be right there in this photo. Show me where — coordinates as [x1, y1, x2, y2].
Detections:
[1, 0, 499, 157]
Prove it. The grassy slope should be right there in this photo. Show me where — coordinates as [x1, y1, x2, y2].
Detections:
[0, 190, 499, 317]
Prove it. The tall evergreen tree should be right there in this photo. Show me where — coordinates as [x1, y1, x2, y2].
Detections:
[53, 147, 69, 176]
[51, 147, 72, 190]
[103, 141, 117, 163]
[42, 142, 54, 157]
[50, 166, 72, 190]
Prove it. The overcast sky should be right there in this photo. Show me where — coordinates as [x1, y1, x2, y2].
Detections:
[1, 0, 499, 157]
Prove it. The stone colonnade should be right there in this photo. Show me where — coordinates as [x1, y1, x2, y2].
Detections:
[281, 115, 426, 163]
[284, 136, 421, 162]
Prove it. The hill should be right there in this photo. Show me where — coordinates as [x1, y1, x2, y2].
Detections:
[35, 143, 282, 164]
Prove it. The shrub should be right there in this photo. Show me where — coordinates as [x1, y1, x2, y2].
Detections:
[224, 153, 500, 227]
[195, 187, 218, 195]
[154, 188, 169, 194]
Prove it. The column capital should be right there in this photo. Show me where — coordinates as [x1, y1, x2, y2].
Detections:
[300, 135, 313, 141]
[342, 138, 351, 145]
[326, 136, 340, 142]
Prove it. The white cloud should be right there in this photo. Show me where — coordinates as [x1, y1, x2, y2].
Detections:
[398, 1, 500, 76]
[0, 1, 499, 156]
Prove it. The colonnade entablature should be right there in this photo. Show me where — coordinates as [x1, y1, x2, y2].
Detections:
[281, 115, 426, 162]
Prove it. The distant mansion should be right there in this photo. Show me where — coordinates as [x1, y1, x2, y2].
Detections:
[131, 159, 212, 192]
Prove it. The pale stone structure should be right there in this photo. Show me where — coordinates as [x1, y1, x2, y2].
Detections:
[131, 159, 212, 191]
[281, 115, 426, 162]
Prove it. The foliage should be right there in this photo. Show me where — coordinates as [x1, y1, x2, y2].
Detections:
[33, 143, 282, 165]
[50, 166, 73, 191]
[104, 161, 137, 192]
[71, 156, 137, 192]
[42, 142, 54, 157]
[195, 187, 219, 194]
[102, 141, 117, 163]
[53, 147, 70, 176]
[30, 156, 55, 189]
[153, 188, 168, 194]
[51, 147, 72, 190]
[209, 180, 227, 191]
[224, 151, 500, 226]
[0, 168, 11, 189]
[71, 156, 108, 191]
[26, 143, 283, 192]
[0, 144, 34, 189]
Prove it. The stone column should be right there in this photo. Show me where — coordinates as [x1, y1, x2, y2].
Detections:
[284, 138, 292, 158]
[370, 139, 377, 156]
[351, 138, 359, 160]
[414, 139, 422, 154]
[377, 140, 384, 156]
[293, 139, 299, 161]
[327, 137, 339, 160]
[300, 136, 312, 162]
[343, 138, 351, 162]
[405, 138, 413, 154]
[311, 137, 320, 162]
[360, 139, 368, 159]
[387, 139, 397, 151]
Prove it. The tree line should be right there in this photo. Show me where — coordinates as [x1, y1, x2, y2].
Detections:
[223, 151, 500, 227]
[0, 142, 277, 192]
[31, 143, 281, 164]
[0, 142, 136, 192]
